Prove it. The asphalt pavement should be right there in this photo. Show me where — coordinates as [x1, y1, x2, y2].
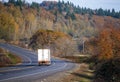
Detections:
[0, 43, 75, 82]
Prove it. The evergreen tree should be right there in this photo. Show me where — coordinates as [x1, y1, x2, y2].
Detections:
[31, 2, 39, 9]
[98, 8, 105, 16]
[111, 9, 115, 17]
[8, 0, 16, 4]
[71, 13, 76, 20]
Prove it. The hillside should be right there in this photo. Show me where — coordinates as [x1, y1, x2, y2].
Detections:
[0, 1, 120, 42]
[0, 0, 120, 52]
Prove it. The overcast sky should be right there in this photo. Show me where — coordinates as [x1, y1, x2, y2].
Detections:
[27, 0, 120, 12]
[3, 0, 120, 12]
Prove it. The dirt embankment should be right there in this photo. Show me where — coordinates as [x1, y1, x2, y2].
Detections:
[0, 48, 21, 67]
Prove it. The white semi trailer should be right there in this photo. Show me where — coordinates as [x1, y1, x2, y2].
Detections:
[38, 49, 51, 65]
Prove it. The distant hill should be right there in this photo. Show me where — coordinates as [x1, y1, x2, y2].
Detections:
[39, 1, 120, 18]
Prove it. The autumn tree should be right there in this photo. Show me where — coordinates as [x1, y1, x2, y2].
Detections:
[6, 4, 22, 41]
[0, 12, 18, 41]
[53, 37, 78, 57]
[19, 8, 38, 39]
[91, 28, 120, 61]
[29, 29, 67, 49]
[87, 28, 120, 82]
[29, 29, 77, 56]
[97, 29, 113, 61]
[110, 28, 120, 57]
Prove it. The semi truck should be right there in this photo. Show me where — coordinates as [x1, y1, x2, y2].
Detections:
[38, 49, 51, 65]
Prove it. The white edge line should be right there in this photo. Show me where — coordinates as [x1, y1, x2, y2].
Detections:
[20, 54, 32, 65]
[0, 62, 67, 82]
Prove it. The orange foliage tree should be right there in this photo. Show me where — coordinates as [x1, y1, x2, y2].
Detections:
[29, 29, 77, 56]
[29, 29, 69, 49]
[91, 28, 120, 82]
[88, 27, 120, 61]
[97, 29, 113, 60]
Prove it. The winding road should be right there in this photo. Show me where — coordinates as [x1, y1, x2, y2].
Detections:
[0, 43, 75, 82]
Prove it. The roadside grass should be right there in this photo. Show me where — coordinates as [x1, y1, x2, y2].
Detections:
[61, 63, 94, 82]
[7, 53, 21, 64]
[71, 66, 94, 82]
[63, 56, 90, 63]
[62, 55, 94, 82]
[0, 48, 21, 67]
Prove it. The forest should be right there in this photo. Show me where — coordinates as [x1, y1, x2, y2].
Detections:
[0, 0, 120, 82]
[0, 0, 120, 42]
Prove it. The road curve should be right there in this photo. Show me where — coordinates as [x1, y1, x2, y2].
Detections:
[0, 43, 75, 82]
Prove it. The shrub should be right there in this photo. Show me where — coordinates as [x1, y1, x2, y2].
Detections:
[94, 58, 120, 82]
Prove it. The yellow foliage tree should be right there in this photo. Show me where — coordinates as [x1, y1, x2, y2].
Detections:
[0, 12, 18, 41]
[29, 29, 68, 49]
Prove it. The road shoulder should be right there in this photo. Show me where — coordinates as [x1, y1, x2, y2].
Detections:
[35, 63, 80, 82]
